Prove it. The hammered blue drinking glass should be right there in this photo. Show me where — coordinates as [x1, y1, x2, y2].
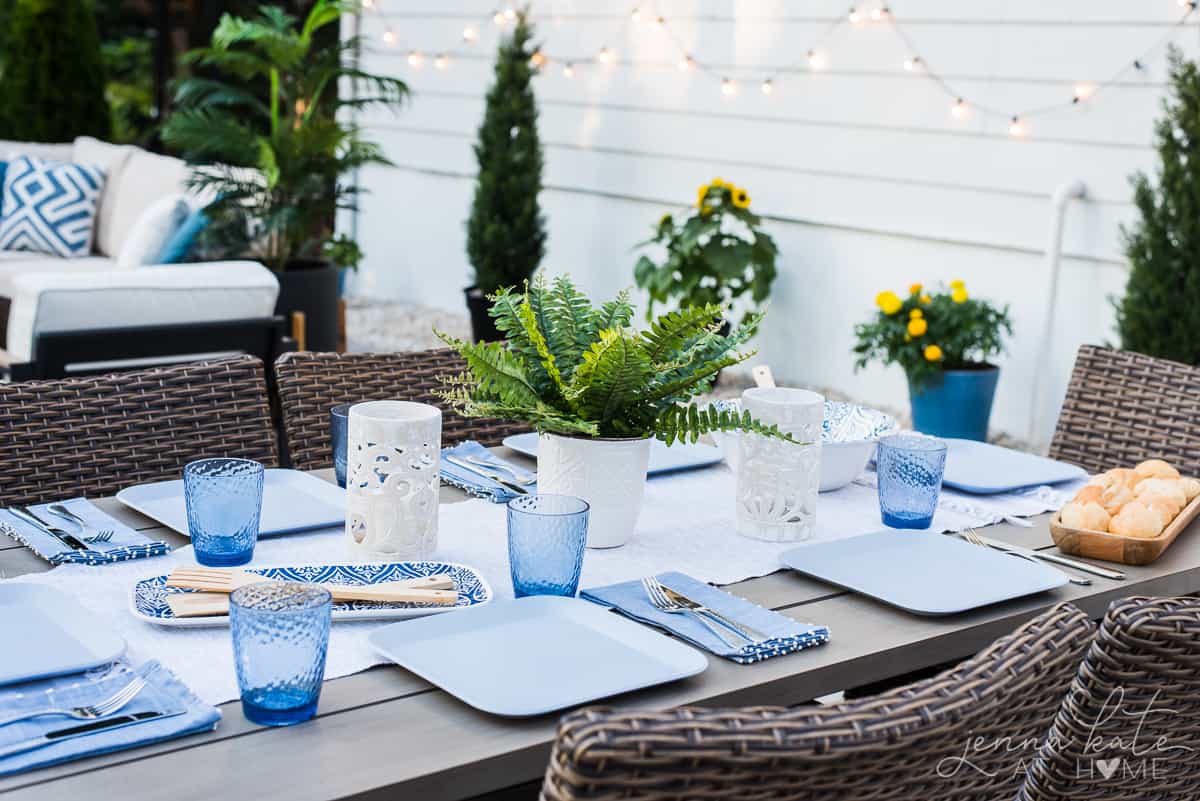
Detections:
[507, 494, 589, 597]
[876, 434, 948, 529]
[184, 458, 265, 566]
[330, 403, 351, 488]
[230, 582, 332, 726]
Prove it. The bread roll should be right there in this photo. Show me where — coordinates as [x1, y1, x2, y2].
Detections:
[1073, 485, 1104, 505]
[1060, 501, 1111, 532]
[1109, 502, 1165, 539]
[1100, 484, 1134, 515]
[1134, 478, 1187, 509]
[1107, 468, 1144, 489]
[1179, 477, 1200, 502]
[1144, 497, 1179, 528]
[1135, 459, 1181, 480]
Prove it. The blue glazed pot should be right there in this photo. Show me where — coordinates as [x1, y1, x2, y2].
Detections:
[908, 365, 999, 441]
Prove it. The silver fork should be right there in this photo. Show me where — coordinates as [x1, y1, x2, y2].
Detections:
[0, 677, 147, 729]
[659, 585, 769, 644]
[463, 455, 536, 485]
[642, 577, 745, 649]
[46, 504, 114, 544]
[959, 529, 1090, 586]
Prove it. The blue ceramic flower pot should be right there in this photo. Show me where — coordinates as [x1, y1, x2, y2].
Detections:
[908, 365, 999, 442]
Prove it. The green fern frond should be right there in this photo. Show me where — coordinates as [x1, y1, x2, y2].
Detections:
[517, 297, 571, 403]
[434, 331, 542, 408]
[571, 330, 653, 425]
[656, 403, 797, 446]
[590, 289, 634, 336]
[543, 275, 594, 376]
[641, 304, 724, 364]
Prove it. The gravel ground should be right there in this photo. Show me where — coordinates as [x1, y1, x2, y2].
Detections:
[347, 297, 1031, 451]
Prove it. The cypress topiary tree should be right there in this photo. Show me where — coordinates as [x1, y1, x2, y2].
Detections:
[1117, 46, 1200, 364]
[0, 0, 110, 143]
[466, 10, 546, 297]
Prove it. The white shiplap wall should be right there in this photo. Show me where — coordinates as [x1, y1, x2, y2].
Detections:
[348, 1, 1198, 446]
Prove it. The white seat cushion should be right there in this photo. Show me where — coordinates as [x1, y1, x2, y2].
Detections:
[73, 137, 137, 256]
[0, 255, 114, 300]
[96, 149, 189, 258]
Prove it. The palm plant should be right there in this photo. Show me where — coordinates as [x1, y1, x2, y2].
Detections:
[437, 276, 791, 444]
[161, 0, 408, 271]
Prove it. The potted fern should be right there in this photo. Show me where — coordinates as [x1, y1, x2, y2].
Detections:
[438, 276, 788, 548]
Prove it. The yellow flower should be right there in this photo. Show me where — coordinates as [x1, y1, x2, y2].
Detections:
[951, 288, 969, 304]
[875, 291, 902, 315]
[711, 177, 728, 188]
[924, 344, 944, 362]
[907, 318, 927, 337]
[904, 334, 912, 342]
[908, 283, 922, 295]
[909, 308, 923, 319]
[950, 279, 965, 290]
[658, 213, 672, 227]
[920, 294, 932, 305]
[732, 188, 751, 209]
[696, 184, 710, 206]
[700, 204, 713, 216]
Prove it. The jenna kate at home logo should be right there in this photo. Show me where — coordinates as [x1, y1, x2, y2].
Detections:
[936, 688, 1194, 783]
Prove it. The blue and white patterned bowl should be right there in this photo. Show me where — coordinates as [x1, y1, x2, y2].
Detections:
[712, 399, 900, 492]
[131, 561, 492, 628]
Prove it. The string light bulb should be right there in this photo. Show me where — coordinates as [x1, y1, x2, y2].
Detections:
[871, 6, 890, 21]
[678, 54, 695, 71]
[562, 62, 575, 78]
[1073, 83, 1094, 102]
[721, 77, 737, 96]
[434, 53, 449, 70]
[503, 7, 516, 20]
[381, 28, 397, 46]
[360, 0, 374, 8]
[760, 79, 774, 95]
[597, 46, 614, 65]
[807, 49, 826, 70]
[653, 15, 665, 28]
[407, 50, 424, 68]
[951, 98, 967, 118]
[630, 7, 642, 22]
[492, 10, 505, 25]
[462, 26, 478, 43]
[530, 49, 546, 69]
[1009, 116, 1025, 137]
[848, 7, 862, 23]
[903, 56, 922, 72]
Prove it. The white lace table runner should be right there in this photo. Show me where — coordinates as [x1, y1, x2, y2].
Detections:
[8, 465, 1082, 705]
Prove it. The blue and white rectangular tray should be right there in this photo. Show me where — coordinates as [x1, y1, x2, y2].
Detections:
[781, 530, 1068, 615]
[131, 561, 492, 628]
[117, 469, 345, 538]
[502, 433, 724, 476]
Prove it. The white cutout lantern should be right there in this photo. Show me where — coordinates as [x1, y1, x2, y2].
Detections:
[346, 401, 441, 558]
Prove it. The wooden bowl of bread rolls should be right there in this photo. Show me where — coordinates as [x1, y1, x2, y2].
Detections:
[1050, 459, 1200, 565]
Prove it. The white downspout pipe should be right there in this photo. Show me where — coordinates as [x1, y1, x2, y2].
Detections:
[1027, 179, 1087, 450]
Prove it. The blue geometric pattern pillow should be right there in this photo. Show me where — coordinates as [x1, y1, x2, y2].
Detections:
[0, 156, 105, 257]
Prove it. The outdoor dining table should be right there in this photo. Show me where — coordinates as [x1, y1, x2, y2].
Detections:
[3, 448, 1200, 801]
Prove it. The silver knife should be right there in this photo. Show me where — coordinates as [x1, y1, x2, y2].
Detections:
[971, 533, 1126, 581]
[444, 455, 529, 495]
[10, 506, 89, 551]
[0, 709, 183, 760]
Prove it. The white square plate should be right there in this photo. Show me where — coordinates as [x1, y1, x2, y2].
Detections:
[0, 585, 126, 686]
[369, 595, 708, 716]
[942, 439, 1087, 494]
[116, 469, 344, 538]
[502, 433, 724, 476]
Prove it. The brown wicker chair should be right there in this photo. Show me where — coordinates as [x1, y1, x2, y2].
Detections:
[540, 604, 1095, 801]
[272, 349, 530, 470]
[1018, 597, 1200, 801]
[0, 355, 278, 507]
[1049, 345, 1200, 476]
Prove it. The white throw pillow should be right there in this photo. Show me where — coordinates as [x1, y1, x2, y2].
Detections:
[100, 149, 190, 258]
[73, 136, 136, 255]
[116, 193, 191, 267]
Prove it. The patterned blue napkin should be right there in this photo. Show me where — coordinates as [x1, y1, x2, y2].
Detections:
[0, 498, 169, 565]
[0, 660, 220, 777]
[581, 572, 831, 664]
[440, 440, 536, 503]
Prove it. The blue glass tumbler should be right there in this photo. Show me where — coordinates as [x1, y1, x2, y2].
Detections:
[507, 494, 590, 597]
[184, 458, 265, 566]
[330, 403, 351, 488]
[230, 582, 332, 726]
[876, 434, 948, 529]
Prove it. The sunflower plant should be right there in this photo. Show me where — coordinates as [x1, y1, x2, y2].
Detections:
[633, 178, 778, 323]
[853, 281, 1012, 388]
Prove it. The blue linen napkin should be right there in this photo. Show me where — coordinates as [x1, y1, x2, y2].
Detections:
[440, 440, 536, 503]
[581, 572, 831, 664]
[0, 660, 220, 777]
[0, 498, 170, 565]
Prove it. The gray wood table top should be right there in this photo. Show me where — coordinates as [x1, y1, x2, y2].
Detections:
[2, 455, 1198, 801]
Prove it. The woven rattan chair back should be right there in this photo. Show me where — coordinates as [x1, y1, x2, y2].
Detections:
[540, 604, 1095, 801]
[0, 355, 278, 507]
[1048, 345, 1200, 476]
[1018, 597, 1200, 801]
[273, 349, 530, 471]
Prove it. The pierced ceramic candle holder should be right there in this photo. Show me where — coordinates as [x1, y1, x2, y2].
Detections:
[735, 388, 824, 542]
[346, 401, 441, 559]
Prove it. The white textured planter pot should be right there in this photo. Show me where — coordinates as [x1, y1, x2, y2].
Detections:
[536, 433, 652, 549]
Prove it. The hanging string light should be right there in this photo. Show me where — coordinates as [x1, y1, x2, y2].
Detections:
[903, 56, 922, 72]
[597, 46, 615, 65]
[530, 49, 547, 69]
[434, 53, 449, 70]
[503, 7, 516, 21]
[950, 98, 968, 119]
[653, 15, 666, 28]
[491, 10, 505, 25]
[721, 77, 737, 96]
[407, 50, 424, 68]
[760, 79, 774, 95]
[871, 7, 890, 21]
[630, 7, 642, 22]
[848, 8, 862, 24]
[381, 28, 396, 46]
[807, 49, 827, 70]
[1073, 83, 1094, 102]
[1009, 116, 1025, 137]
[562, 62, 575, 78]
[462, 26, 478, 43]
[678, 54, 695, 71]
